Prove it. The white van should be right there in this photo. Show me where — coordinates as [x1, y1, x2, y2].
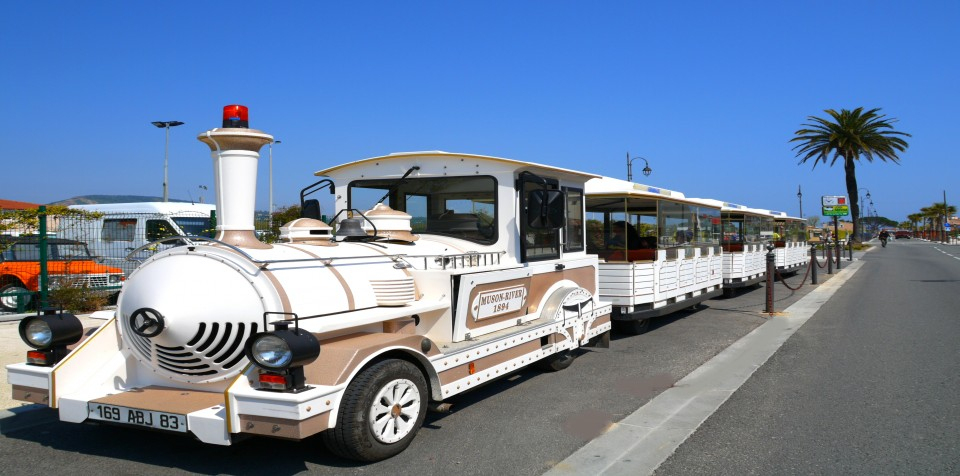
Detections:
[58, 202, 216, 275]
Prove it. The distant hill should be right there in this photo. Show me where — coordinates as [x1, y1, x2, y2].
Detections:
[51, 195, 193, 206]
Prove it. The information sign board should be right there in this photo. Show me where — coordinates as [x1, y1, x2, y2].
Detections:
[822, 206, 849, 216]
[822, 196, 849, 216]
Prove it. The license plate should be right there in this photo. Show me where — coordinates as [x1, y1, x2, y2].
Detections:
[87, 403, 187, 433]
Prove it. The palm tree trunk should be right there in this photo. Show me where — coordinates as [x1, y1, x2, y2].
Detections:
[844, 156, 861, 243]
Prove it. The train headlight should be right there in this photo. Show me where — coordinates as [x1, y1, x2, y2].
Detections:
[18, 310, 83, 366]
[244, 320, 320, 392]
[23, 320, 53, 347]
[250, 335, 294, 369]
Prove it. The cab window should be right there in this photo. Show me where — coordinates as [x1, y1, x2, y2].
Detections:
[349, 176, 498, 244]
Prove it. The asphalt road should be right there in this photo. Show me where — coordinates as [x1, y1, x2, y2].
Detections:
[655, 239, 960, 475]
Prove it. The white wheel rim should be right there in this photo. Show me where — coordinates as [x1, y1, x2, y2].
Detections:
[369, 377, 421, 444]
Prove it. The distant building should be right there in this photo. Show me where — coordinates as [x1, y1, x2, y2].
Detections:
[1, 199, 41, 236]
[0, 199, 40, 211]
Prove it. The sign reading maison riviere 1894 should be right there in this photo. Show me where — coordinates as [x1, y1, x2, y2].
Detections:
[822, 195, 850, 217]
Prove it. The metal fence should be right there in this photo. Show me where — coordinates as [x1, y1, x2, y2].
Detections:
[1, 206, 283, 314]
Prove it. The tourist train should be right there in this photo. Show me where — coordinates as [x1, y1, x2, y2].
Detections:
[7, 105, 811, 462]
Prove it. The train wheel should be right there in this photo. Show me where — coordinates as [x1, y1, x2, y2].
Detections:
[536, 350, 575, 372]
[613, 318, 651, 335]
[323, 359, 428, 462]
[0, 282, 31, 312]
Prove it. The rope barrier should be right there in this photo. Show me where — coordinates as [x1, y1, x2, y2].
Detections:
[813, 253, 827, 269]
[776, 262, 812, 291]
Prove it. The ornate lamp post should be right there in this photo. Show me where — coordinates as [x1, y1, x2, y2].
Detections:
[857, 188, 871, 241]
[626, 153, 652, 182]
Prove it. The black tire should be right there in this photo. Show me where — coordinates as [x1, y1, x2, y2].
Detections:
[0, 281, 32, 312]
[536, 350, 575, 372]
[323, 359, 428, 462]
[613, 318, 651, 335]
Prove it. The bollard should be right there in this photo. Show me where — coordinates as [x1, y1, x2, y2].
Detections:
[810, 244, 818, 285]
[826, 241, 833, 275]
[848, 240, 853, 261]
[835, 241, 842, 270]
[765, 243, 776, 314]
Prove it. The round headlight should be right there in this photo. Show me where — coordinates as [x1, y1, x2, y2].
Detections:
[24, 320, 53, 347]
[244, 325, 320, 371]
[251, 335, 292, 369]
[18, 311, 83, 350]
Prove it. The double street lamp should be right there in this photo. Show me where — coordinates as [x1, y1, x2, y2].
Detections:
[152, 120, 185, 202]
[857, 188, 872, 240]
[626, 153, 652, 182]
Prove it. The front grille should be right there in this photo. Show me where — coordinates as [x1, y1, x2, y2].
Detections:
[126, 320, 259, 383]
[51, 274, 119, 289]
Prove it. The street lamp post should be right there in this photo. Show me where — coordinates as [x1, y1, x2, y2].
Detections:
[797, 185, 803, 218]
[626, 153, 652, 182]
[268, 139, 281, 230]
[151, 120, 185, 202]
[857, 188, 871, 241]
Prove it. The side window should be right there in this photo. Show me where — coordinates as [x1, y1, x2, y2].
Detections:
[563, 187, 584, 252]
[519, 175, 561, 262]
[102, 219, 137, 242]
[146, 220, 176, 242]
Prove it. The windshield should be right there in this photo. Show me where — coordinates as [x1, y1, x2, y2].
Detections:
[349, 176, 498, 244]
[1, 242, 94, 261]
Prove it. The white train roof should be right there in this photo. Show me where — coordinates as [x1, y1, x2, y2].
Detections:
[686, 198, 773, 217]
[315, 151, 601, 182]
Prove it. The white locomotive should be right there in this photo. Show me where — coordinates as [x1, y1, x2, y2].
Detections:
[8, 106, 611, 461]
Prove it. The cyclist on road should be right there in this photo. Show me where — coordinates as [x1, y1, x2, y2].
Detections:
[879, 229, 890, 247]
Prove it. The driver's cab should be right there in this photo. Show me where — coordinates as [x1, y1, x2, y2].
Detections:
[313, 151, 595, 267]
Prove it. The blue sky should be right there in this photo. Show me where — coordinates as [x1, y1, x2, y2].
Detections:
[2, 1, 957, 223]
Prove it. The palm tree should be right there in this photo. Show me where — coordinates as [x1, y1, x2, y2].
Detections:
[925, 202, 957, 242]
[791, 108, 911, 242]
[907, 212, 923, 236]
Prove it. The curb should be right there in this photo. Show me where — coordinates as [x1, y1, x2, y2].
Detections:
[0, 405, 58, 434]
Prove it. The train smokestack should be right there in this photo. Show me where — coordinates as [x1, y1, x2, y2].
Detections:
[197, 105, 273, 249]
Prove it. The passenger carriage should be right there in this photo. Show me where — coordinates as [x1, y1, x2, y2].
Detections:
[687, 199, 773, 296]
[7, 106, 611, 462]
[584, 177, 723, 334]
[766, 211, 808, 275]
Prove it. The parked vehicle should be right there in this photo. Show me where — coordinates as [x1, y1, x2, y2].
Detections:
[7, 107, 611, 462]
[0, 236, 125, 312]
[895, 230, 912, 239]
[585, 177, 723, 334]
[57, 202, 216, 275]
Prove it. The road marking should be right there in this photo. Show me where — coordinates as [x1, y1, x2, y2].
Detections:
[545, 260, 864, 476]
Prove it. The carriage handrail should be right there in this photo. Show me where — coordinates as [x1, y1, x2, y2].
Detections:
[127, 235, 505, 270]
